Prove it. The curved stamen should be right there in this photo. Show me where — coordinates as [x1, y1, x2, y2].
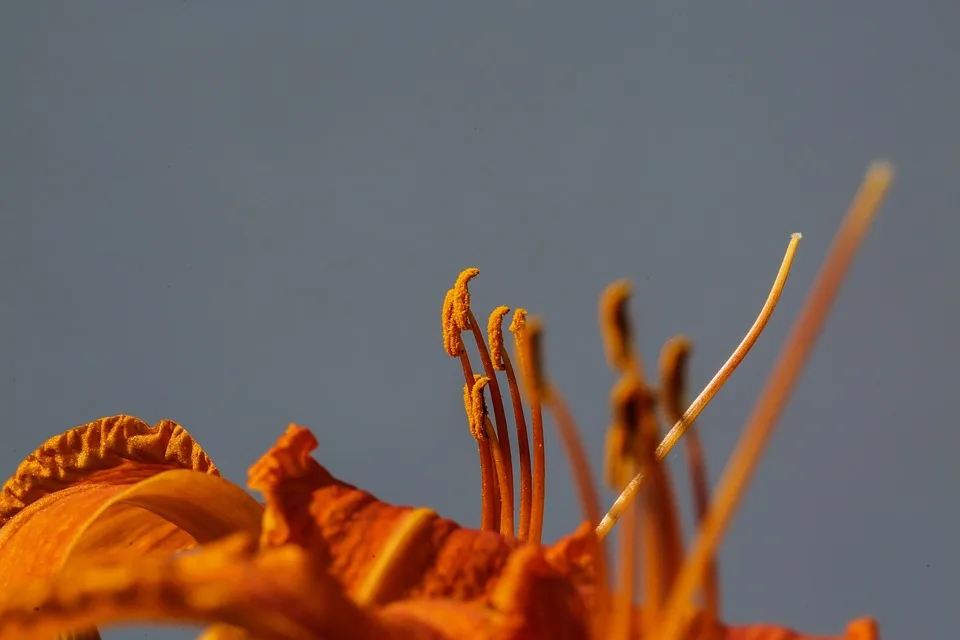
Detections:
[443, 285, 500, 532]
[489, 306, 534, 543]
[517, 318, 610, 639]
[466, 308, 515, 538]
[454, 269, 515, 537]
[599, 280, 684, 635]
[597, 231, 804, 538]
[510, 309, 546, 544]
[463, 375, 514, 534]
[658, 161, 894, 640]
[660, 336, 720, 633]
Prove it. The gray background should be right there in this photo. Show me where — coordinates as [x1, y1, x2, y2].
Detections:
[2, 2, 957, 639]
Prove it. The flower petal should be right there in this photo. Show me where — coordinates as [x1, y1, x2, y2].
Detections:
[61, 469, 263, 565]
[0, 533, 387, 640]
[247, 424, 521, 602]
[0, 415, 227, 591]
[0, 415, 218, 522]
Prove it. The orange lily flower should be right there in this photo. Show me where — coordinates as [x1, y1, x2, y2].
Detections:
[0, 163, 892, 640]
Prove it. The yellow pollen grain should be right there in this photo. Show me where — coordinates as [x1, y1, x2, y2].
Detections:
[599, 280, 633, 372]
[487, 306, 511, 371]
[453, 268, 480, 331]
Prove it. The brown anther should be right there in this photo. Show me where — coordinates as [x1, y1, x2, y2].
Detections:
[442, 288, 464, 357]
[604, 375, 654, 490]
[599, 280, 634, 372]
[453, 268, 480, 331]
[659, 336, 692, 419]
[487, 306, 511, 371]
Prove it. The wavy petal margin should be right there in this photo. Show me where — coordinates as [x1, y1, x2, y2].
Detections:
[0, 415, 262, 591]
[247, 424, 521, 602]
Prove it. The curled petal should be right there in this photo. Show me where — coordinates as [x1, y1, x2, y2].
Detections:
[62, 469, 263, 564]
[0, 416, 258, 594]
[0, 415, 218, 523]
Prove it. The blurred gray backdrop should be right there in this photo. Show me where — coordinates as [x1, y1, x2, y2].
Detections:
[2, 2, 957, 639]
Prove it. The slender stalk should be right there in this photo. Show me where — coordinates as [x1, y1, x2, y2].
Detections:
[658, 162, 894, 640]
[597, 232, 803, 538]
[466, 309, 515, 537]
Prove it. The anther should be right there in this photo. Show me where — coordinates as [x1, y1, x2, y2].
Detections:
[487, 306, 510, 371]
[442, 289, 464, 357]
[599, 280, 634, 373]
[462, 375, 489, 441]
[453, 268, 480, 331]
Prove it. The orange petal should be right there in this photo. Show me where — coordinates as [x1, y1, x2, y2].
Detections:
[0, 415, 251, 593]
[61, 469, 263, 565]
[377, 544, 591, 639]
[195, 624, 254, 640]
[0, 533, 387, 640]
[247, 424, 522, 602]
[722, 624, 850, 640]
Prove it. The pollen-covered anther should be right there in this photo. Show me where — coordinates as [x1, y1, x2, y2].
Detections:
[442, 289, 464, 357]
[508, 307, 528, 359]
[463, 375, 490, 441]
[599, 280, 634, 372]
[487, 306, 510, 371]
[519, 318, 548, 399]
[453, 268, 480, 331]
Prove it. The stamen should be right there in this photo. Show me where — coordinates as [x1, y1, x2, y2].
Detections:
[607, 373, 682, 634]
[463, 375, 486, 441]
[481, 414, 515, 535]
[600, 279, 683, 633]
[660, 336, 720, 632]
[466, 307, 515, 538]
[487, 306, 509, 371]
[452, 268, 480, 331]
[610, 488, 639, 640]
[518, 318, 610, 638]
[490, 306, 534, 543]
[464, 375, 515, 535]
[657, 162, 894, 640]
[606, 376, 642, 640]
[441, 289, 463, 357]
[444, 280, 500, 532]
[596, 230, 804, 538]
[599, 280, 637, 373]
[453, 269, 515, 538]
[510, 309, 546, 544]
[355, 508, 438, 606]
[604, 376, 648, 491]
